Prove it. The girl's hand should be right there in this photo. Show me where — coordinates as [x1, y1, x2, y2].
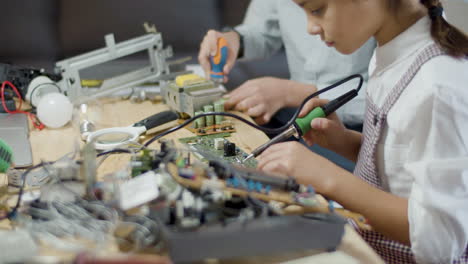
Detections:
[299, 98, 349, 154]
[257, 141, 340, 195]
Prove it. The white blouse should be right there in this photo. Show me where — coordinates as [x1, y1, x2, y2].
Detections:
[367, 17, 468, 263]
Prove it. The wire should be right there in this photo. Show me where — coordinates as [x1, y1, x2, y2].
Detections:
[0, 162, 53, 220]
[96, 148, 133, 157]
[144, 74, 364, 147]
[1, 81, 45, 130]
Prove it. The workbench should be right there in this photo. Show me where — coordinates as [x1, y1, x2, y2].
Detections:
[0, 97, 383, 264]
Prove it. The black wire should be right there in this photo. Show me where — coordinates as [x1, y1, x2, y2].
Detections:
[96, 149, 133, 157]
[144, 74, 363, 147]
[0, 162, 53, 220]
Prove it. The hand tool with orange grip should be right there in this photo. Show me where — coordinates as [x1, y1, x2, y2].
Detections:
[210, 37, 228, 84]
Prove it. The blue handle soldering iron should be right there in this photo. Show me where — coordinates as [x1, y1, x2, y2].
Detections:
[243, 89, 359, 163]
[210, 37, 228, 84]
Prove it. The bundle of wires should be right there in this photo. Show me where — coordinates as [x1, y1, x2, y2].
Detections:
[1, 81, 44, 130]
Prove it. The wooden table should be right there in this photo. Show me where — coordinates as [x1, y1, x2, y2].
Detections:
[0, 97, 383, 264]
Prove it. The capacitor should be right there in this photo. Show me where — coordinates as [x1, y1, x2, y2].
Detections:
[194, 111, 205, 128]
[223, 142, 236, 157]
[214, 101, 224, 125]
[204, 105, 214, 127]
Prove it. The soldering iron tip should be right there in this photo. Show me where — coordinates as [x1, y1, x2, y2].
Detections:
[243, 154, 254, 163]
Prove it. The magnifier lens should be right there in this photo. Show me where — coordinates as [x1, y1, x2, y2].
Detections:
[94, 132, 134, 144]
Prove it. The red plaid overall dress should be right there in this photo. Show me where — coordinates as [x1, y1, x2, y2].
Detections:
[353, 43, 468, 264]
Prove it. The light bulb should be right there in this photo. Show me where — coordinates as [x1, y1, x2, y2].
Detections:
[37, 93, 73, 128]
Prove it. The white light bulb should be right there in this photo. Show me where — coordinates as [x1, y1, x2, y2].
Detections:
[37, 93, 73, 128]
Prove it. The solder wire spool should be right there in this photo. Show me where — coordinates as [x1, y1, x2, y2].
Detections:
[204, 105, 214, 127]
[213, 101, 224, 125]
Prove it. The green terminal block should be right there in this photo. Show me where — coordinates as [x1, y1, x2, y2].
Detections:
[0, 139, 14, 173]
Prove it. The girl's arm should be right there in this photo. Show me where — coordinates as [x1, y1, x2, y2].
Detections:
[257, 142, 409, 245]
[326, 167, 410, 245]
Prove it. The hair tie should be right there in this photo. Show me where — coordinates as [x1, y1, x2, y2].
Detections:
[428, 6, 443, 20]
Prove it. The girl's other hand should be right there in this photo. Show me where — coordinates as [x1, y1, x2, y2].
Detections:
[257, 141, 340, 195]
[299, 98, 349, 154]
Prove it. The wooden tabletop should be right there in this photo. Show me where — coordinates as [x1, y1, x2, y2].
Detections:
[1, 97, 383, 264]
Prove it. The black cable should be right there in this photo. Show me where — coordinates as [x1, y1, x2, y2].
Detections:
[144, 74, 363, 147]
[0, 162, 53, 220]
[96, 149, 133, 157]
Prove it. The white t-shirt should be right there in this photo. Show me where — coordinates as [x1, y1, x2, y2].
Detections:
[368, 16, 468, 263]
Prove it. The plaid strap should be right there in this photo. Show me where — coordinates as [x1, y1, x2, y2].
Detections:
[353, 43, 468, 263]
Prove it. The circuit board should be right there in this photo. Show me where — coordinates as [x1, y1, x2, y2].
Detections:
[178, 133, 258, 168]
[181, 120, 236, 136]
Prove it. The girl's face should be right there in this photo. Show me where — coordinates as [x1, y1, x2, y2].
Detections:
[294, 0, 386, 54]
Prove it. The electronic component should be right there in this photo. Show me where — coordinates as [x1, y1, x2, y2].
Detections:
[178, 133, 258, 168]
[0, 99, 16, 113]
[224, 142, 236, 157]
[0, 62, 60, 99]
[162, 73, 225, 117]
[0, 138, 13, 173]
[214, 138, 224, 150]
[36, 92, 73, 128]
[232, 166, 300, 192]
[161, 214, 345, 263]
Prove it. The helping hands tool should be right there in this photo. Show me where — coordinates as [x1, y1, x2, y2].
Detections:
[243, 89, 358, 163]
[210, 37, 228, 84]
[86, 110, 180, 150]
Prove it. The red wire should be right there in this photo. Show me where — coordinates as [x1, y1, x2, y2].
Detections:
[1, 81, 45, 130]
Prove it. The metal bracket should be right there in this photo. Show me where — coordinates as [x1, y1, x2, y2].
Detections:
[55, 33, 174, 104]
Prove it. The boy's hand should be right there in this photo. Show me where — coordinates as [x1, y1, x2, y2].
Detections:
[198, 30, 240, 83]
[224, 77, 289, 124]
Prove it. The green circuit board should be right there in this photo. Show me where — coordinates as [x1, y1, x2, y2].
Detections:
[178, 133, 257, 168]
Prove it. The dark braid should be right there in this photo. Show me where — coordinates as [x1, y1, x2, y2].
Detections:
[420, 0, 468, 58]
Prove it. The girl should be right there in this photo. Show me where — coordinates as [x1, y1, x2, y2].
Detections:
[257, 0, 468, 263]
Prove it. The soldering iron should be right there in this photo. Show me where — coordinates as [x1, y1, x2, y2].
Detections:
[142, 74, 363, 150]
[243, 88, 359, 163]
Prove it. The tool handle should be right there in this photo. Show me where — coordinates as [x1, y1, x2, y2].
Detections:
[294, 107, 326, 135]
[133, 110, 179, 131]
[210, 37, 228, 82]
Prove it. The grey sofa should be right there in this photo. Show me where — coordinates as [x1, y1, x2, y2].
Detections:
[0, 0, 288, 90]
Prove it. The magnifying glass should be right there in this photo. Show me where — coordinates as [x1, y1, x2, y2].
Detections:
[86, 110, 180, 150]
